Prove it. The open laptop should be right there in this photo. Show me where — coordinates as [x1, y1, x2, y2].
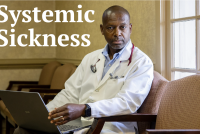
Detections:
[0, 90, 91, 134]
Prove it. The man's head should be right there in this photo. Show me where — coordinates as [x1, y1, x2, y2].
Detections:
[100, 5, 132, 52]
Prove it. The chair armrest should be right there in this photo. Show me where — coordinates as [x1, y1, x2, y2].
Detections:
[97, 113, 157, 122]
[29, 89, 62, 93]
[87, 113, 157, 134]
[146, 129, 200, 134]
[29, 89, 61, 104]
[17, 85, 50, 91]
[43, 95, 56, 104]
[6, 81, 39, 90]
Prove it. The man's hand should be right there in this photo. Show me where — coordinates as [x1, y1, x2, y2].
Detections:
[48, 103, 86, 125]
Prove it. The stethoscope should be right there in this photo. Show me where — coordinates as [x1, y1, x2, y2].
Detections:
[90, 43, 135, 79]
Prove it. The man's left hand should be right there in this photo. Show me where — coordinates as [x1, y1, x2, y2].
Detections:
[48, 103, 86, 125]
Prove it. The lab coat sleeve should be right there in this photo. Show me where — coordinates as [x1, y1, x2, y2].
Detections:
[87, 56, 154, 117]
[46, 59, 85, 112]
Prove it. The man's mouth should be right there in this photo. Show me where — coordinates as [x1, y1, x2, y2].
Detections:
[112, 40, 123, 44]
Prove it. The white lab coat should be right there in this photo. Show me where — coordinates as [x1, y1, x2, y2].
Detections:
[46, 41, 154, 134]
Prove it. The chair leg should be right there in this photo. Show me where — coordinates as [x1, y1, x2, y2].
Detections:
[43, 95, 55, 104]
[150, 121, 156, 129]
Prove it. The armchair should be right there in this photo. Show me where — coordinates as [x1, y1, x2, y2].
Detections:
[29, 63, 77, 104]
[88, 74, 200, 134]
[5, 61, 61, 91]
[87, 71, 169, 134]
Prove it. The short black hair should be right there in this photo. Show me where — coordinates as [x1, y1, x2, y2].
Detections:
[102, 5, 130, 24]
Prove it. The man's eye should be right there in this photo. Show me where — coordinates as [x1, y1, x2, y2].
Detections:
[107, 27, 113, 30]
[121, 26, 126, 29]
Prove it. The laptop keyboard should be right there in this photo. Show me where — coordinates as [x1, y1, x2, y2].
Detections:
[58, 124, 81, 131]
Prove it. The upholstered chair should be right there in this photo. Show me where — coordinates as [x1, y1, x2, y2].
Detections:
[147, 74, 200, 133]
[87, 71, 169, 134]
[88, 74, 200, 134]
[29, 63, 77, 103]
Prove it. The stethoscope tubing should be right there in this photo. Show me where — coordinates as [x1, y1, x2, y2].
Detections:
[91, 44, 135, 77]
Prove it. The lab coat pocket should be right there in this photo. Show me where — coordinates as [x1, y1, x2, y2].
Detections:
[105, 77, 125, 98]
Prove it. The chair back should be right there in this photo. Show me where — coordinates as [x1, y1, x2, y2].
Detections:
[38, 61, 61, 85]
[156, 75, 200, 129]
[50, 63, 76, 89]
[137, 71, 168, 134]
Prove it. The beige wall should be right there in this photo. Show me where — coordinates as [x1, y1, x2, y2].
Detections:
[0, 1, 56, 90]
[0, 69, 42, 90]
[56, 1, 156, 64]
[0, 1, 157, 61]
[0, 1, 157, 90]
[0, 1, 56, 59]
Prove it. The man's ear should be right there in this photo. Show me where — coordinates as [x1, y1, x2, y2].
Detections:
[129, 23, 132, 34]
[100, 24, 104, 35]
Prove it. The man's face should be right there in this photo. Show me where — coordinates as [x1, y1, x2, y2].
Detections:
[100, 12, 132, 50]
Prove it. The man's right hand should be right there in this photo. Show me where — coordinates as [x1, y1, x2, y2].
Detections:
[48, 103, 86, 125]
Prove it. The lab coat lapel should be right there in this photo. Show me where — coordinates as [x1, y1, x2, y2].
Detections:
[118, 41, 132, 62]
[95, 41, 133, 89]
[96, 59, 120, 89]
[95, 53, 105, 83]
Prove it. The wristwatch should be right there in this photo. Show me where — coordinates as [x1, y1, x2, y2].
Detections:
[83, 104, 91, 117]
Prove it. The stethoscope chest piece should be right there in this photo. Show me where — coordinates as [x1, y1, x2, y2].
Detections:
[91, 65, 97, 73]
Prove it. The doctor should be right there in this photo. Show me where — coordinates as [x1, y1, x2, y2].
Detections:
[14, 5, 153, 134]
[47, 5, 153, 134]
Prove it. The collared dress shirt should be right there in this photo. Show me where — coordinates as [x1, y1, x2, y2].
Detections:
[101, 40, 130, 79]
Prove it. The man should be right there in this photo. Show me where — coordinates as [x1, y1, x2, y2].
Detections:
[14, 5, 153, 134]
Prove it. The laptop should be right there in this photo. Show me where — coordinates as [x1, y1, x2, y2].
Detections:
[0, 90, 91, 134]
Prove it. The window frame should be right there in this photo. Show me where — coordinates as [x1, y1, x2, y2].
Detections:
[163, 0, 200, 80]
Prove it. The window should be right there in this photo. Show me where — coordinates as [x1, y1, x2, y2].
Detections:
[166, 0, 200, 80]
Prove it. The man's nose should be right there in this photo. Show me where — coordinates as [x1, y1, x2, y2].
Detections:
[114, 28, 121, 37]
